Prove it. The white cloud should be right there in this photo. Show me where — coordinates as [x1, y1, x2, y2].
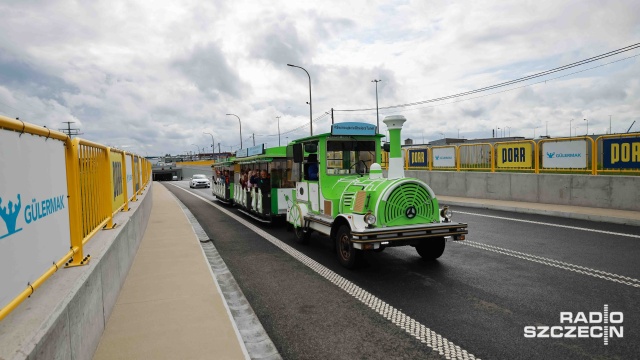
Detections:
[0, 0, 638, 154]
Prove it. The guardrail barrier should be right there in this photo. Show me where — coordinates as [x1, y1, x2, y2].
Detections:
[0, 115, 151, 321]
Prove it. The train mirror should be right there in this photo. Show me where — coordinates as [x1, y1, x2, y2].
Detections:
[293, 143, 304, 163]
[304, 143, 318, 153]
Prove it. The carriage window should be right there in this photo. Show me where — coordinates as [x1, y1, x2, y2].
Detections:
[326, 140, 376, 174]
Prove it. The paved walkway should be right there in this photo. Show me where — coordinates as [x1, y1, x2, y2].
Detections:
[93, 183, 247, 360]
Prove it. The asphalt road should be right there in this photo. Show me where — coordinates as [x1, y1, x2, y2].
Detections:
[163, 181, 640, 360]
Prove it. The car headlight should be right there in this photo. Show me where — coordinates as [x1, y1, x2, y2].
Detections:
[440, 206, 452, 221]
[364, 212, 376, 225]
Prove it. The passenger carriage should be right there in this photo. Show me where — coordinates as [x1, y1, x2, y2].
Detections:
[231, 145, 296, 222]
[211, 158, 235, 203]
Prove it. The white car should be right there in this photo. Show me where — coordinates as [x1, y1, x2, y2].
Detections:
[190, 174, 211, 188]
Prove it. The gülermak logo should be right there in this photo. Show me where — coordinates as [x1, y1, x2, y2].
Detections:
[547, 151, 582, 159]
[0, 194, 23, 239]
[0, 193, 66, 240]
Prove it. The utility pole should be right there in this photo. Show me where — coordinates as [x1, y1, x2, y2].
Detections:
[276, 116, 281, 146]
[59, 121, 82, 137]
[372, 79, 382, 133]
[252, 133, 255, 146]
[609, 115, 612, 134]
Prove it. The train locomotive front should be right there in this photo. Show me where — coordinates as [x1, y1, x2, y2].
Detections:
[286, 115, 468, 268]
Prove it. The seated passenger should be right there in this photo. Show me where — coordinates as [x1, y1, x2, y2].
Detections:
[307, 154, 319, 180]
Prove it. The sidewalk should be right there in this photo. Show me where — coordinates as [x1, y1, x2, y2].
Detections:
[439, 195, 640, 226]
[93, 183, 247, 360]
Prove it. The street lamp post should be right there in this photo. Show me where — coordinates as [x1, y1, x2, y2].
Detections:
[372, 79, 382, 133]
[584, 118, 589, 135]
[204, 132, 214, 159]
[287, 63, 312, 136]
[276, 116, 281, 146]
[226, 114, 242, 149]
[570, 119, 573, 137]
[191, 144, 199, 160]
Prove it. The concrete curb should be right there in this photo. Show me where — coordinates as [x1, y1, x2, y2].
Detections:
[440, 199, 640, 227]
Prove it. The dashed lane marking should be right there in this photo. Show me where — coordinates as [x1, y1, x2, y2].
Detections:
[455, 241, 640, 288]
[169, 184, 480, 360]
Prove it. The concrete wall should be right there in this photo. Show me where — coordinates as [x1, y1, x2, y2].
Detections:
[404, 170, 640, 211]
[0, 186, 153, 360]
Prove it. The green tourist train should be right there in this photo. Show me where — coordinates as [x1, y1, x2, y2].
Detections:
[212, 115, 468, 268]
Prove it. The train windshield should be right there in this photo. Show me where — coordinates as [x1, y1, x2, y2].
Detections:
[326, 140, 376, 175]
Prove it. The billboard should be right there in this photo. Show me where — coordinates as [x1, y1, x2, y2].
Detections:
[602, 137, 640, 169]
[432, 147, 455, 168]
[541, 140, 587, 169]
[408, 149, 428, 167]
[496, 142, 533, 168]
[0, 130, 71, 310]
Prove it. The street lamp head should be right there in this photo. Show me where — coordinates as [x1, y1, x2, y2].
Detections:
[287, 64, 293, 67]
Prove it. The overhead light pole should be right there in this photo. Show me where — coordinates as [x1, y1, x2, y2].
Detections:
[287, 63, 312, 136]
[191, 144, 199, 160]
[276, 116, 281, 146]
[570, 119, 573, 137]
[372, 79, 382, 133]
[203, 132, 214, 159]
[226, 113, 242, 149]
[584, 118, 589, 135]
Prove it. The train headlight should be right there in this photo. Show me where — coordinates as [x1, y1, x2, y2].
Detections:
[364, 212, 376, 226]
[440, 206, 452, 221]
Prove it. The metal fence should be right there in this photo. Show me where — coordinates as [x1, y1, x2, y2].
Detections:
[382, 133, 640, 175]
[0, 116, 151, 321]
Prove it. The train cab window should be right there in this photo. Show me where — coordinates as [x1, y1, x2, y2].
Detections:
[326, 140, 375, 175]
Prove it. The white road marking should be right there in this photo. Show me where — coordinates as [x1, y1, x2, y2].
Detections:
[456, 211, 640, 239]
[454, 241, 640, 288]
[168, 184, 480, 360]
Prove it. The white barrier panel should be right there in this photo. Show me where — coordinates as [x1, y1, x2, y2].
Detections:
[542, 140, 587, 169]
[125, 155, 134, 200]
[432, 147, 456, 167]
[0, 130, 71, 310]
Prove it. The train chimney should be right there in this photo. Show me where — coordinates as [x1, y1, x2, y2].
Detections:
[383, 115, 406, 179]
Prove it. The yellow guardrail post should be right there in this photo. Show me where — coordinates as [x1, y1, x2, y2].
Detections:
[533, 140, 540, 174]
[490, 143, 495, 172]
[103, 147, 116, 229]
[66, 138, 89, 267]
[456, 146, 460, 171]
[592, 137, 597, 175]
[122, 151, 130, 210]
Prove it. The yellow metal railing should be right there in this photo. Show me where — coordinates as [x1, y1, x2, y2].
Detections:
[459, 143, 493, 172]
[0, 116, 151, 321]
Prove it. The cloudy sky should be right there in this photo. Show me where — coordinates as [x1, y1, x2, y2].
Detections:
[1, 0, 639, 157]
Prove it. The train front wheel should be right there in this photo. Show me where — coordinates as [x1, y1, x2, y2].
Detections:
[415, 237, 446, 260]
[335, 225, 361, 269]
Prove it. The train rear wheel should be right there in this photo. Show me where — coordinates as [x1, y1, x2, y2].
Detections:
[415, 237, 446, 260]
[335, 225, 361, 269]
[293, 226, 310, 244]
